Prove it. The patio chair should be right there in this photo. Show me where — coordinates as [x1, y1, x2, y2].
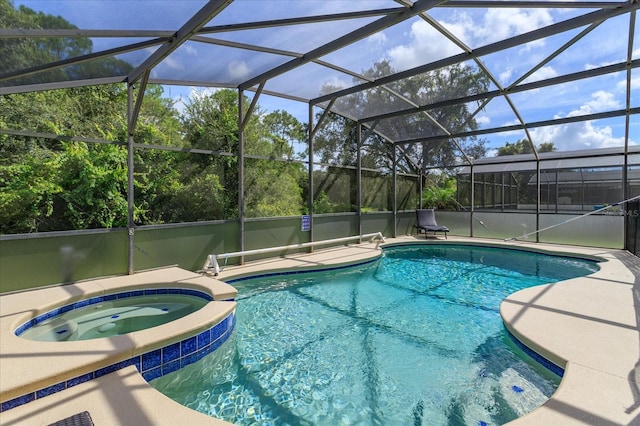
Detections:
[415, 209, 449, 239]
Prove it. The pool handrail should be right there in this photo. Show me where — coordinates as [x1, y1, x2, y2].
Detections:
[201, 232, 385, 276]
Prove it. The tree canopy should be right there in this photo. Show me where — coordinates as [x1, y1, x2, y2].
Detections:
[497, 138, 556, 156]
[1, 2, 496, 233]
[1, 86, 311, 233]
[0, 0, 133, 86]
[313, 60, 490, 173]
[0, 2, 310, 233]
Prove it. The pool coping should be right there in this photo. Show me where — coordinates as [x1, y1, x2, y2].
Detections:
[0, 267, 238, 410]
[0, 237, 638, 425]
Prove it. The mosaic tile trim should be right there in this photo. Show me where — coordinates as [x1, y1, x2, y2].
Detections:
[382, 242, 599, 267]
[14, 288, 215, 336]
[506, 328, 565, 377]
[226, 256, 380, 283]
[1, 311, 235, 413]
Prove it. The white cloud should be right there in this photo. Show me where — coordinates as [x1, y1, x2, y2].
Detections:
[437, 13, 473, 46]
[384, 8, 557, 76]
[476, 115, 491, 126]
[585, 59, 626, 72]
[151, 43, 199, 78]
[495, 118, 526, 139]
[530, 120, 627, 150]
[470, 8, 554, 45]
[321, 75, 351, 91]
[172, 96, 186, 114]
[486, 148, 499, 157]
[170, 87, 217, 115]
[160, 56, 184, 72]
[529, 90, 629, 150]
[567, 90, 621, 117]
[518, 38, 546, 53]
[499, 68, 513, 84]
[228, 60, 250, 80]
[182, 44, 198, 56]
[617, 75, 640, 91]
[367, 32, 387, 46]
[147, 46, 184, 77]
[387, 20, 463, 71]
[521, 66, 558, 84]
[502, 118, 521, 127]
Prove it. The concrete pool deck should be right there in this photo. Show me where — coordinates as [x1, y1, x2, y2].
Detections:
[0, 236, 638, 425]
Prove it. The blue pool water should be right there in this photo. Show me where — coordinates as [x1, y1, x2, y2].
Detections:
[151, 244, 599, 425]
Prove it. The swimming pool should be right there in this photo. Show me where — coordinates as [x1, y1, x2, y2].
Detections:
[151, 244, 599, 425]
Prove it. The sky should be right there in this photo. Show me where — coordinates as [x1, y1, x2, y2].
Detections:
[13, 0, 640, 155]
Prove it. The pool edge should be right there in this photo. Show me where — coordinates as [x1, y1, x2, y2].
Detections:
[0, 267, 239, 410]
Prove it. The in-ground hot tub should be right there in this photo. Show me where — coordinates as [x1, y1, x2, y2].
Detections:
[0, 267, 238, 418]
[15, 289, 211, 341]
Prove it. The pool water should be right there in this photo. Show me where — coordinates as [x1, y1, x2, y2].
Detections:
[151, 245, 599, 425]
[18, 294, 208, 341]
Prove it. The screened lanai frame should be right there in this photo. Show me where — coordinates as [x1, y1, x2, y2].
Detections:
[1, 0, 639, 285]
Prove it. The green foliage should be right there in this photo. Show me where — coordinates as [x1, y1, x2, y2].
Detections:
[0, 81, 181, 232]
[312, 168, 357, 213]
[182, 90, 239, 153]
[165, 172, 226, 223]
[133, 86, 184, 147]
[314, 61, 490, 172]
[0, 141, 129, 232]
[245, 163, 303, 217]
[3, 0, 489, 229]
[422, 175, 458, 210]
[54, 143, 128, 229]
[497, 138, 556, 156]
[261, 110, 306, 159]
[0, 0, 132, 86]
[309, 61, 489, 213]
[312, 191, 336, 214]
[0, 85, 128, 140]
[0, 152, 62, 232]
[180, 90, 308, 220]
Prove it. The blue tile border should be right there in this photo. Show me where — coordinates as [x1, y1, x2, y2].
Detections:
[225, 256, 381, 284]
[14, 288, 216, 337]
[505, 327, 565, 378]
[224, 243, 597, 285]
[381, 242, 600, 269]
[1, 310, 235, 413]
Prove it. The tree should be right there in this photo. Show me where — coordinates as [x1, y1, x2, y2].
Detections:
[1, 0, 324, 230]
[261, 110, 306, 160]
[497, 138, 555, 156]
[53, 142, 128, 229]
[422, 174, 458, 210]
[313, 61, 489, 172]
[0, 84, 186, 233]
[0, 0, 185, 233]
[244, 160, 304, 217]
[309, 60, 489, 212]
[131, 85, 184, 147]
[0, 150, 61, 232]
[0, 0, 132, 86]
[180, 89, 308, 220]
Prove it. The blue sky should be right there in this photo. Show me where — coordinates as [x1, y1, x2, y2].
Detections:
[14, 0, 640, 154]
